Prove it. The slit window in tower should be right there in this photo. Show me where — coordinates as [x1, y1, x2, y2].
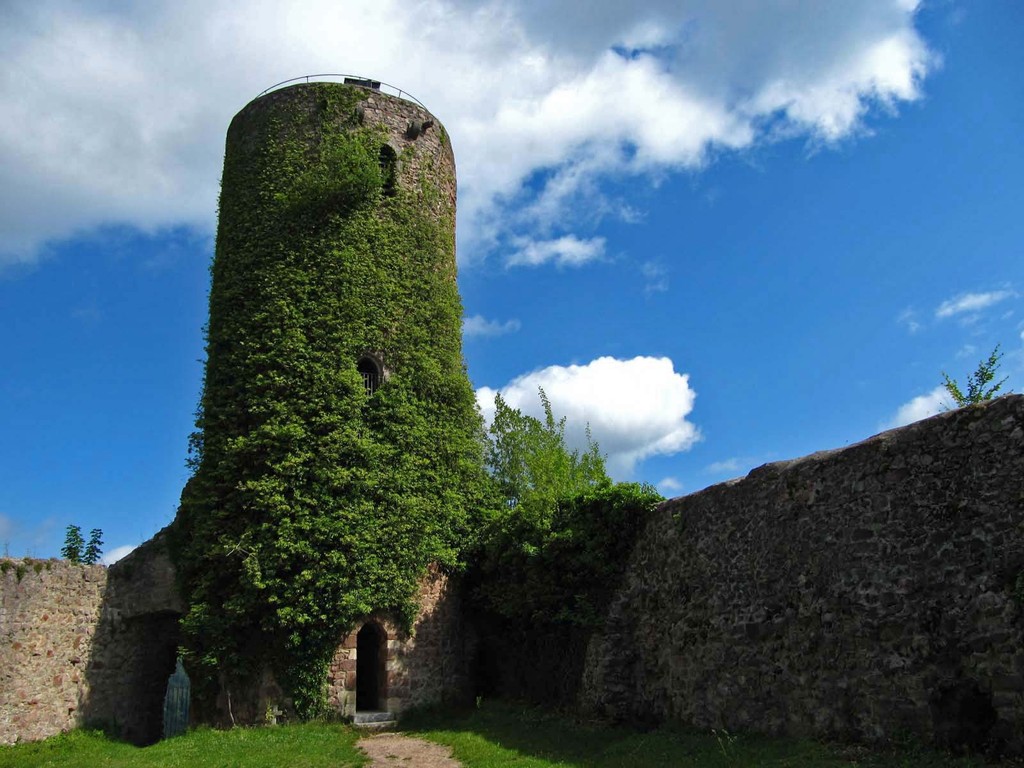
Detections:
[358, 357, 381, 396]
[379, 145, 398, 197]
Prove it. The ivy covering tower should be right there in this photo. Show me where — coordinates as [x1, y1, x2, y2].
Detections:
[174, 80, 488, 718]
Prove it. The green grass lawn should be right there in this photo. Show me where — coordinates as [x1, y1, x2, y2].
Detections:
[402, 701, 1011, 768]
[2, 703, 1020, 767]
[0, 722, 366, 768]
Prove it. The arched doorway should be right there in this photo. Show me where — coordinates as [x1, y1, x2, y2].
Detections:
[356, 622, 387, 711]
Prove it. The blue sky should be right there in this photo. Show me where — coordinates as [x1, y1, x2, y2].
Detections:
[1, 1, 1022, 561]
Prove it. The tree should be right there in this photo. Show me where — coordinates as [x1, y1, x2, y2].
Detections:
[61, 525, 84, 563]
[472, 390, 661, 629]
[485, 388, 610, 523]
[941, 345, 1009, 407]
[83, 528, 104, 565]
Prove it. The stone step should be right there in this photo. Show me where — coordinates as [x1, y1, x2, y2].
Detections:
[352, 711, 397, 729]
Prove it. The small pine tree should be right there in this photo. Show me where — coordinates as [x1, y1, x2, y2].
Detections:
[83, 528, 104, 565]
[941, 345, 1009, 407]
[61, 525, 84, 563]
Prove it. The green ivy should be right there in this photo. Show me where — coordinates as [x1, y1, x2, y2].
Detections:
[470, 482, 663, 628]
[173, 84, 489, 719]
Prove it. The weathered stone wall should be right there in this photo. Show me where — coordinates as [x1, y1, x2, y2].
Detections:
[0, 529, 184, 746]
[0, 559, 106, 744]
[328, 566, 475, 716]
[6, 396, 1023, 750]
[194, 566, 475, 726]
[83, 530, 184, 744]
[580, 395, 1024, 754]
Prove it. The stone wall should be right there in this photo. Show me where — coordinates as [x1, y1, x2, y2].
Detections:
[0, 559, 106, 744]
[328, 566, 475, 716]
[6, 396, 1023, 750]
[580, 395, 1024, 754]
[0, 529, 184, 746]
[1, 532, 472, 743]
[192, 566, 475, 726]
[83, 530, 184, 745]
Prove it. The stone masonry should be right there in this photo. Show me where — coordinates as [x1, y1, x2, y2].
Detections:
[4, 395, 1024, 751]
[0, 530, 183, 746]
[327, 565, 474, 717]
[0, 559, 106, 744]
[579, 395, 1024, 754]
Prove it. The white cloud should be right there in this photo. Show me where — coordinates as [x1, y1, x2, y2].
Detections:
[897, 307, 921, 334]
[507, 235, 606, 268]
[0, 515, 57, 557]
[657, 476, 684, 495]
[935, 290, 1016, 319]
[477, 355, 700, 478]
[706, 458, 742, 475]
[0, 0, 936, 266]
[885, 385, 952, 429]
[642, 261, 669, 295]
[463, 314, 521, 338]
[102, 544, 137, 565]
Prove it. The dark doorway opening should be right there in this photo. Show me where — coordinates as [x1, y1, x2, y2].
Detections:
[356, 622, 387, 711]
[162, 657, 191, 739]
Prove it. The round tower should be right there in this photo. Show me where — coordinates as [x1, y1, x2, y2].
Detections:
[175, 80, 486, 721]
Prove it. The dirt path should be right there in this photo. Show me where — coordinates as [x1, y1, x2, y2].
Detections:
[357, 732, 462, 767]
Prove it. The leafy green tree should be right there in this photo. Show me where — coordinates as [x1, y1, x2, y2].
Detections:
[486, 388, 609, 525]
[83, 528, 104, 565]
[942, 345, 1009, 407]
[61, 525, 84, 563]
[471, 390, 664, 629]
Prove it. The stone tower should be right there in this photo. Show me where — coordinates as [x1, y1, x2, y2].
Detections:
[174, 79, 483, 721]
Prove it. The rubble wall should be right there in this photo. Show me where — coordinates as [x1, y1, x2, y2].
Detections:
[580, 396, 1024, 754]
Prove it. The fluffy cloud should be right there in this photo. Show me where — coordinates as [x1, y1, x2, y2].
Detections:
[706, 458, 742, 475]
[885, 385, 951, 429]
[935, 290, 1016, 319]
[1, 1, 935, 266]
[102, 544, 137, 565]
[463, 314, 521, 338]
[656, 476, 684, 495]
[476, 355, 699, 478]
[507, 236, 606, 268]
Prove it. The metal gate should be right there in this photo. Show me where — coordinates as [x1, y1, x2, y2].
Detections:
[162, 658, 191, 739]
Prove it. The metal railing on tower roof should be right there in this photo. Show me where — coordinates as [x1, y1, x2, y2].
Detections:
[255, 74, 428, 110]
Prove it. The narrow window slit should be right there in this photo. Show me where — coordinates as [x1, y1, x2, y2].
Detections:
[358, 357, 381, 396]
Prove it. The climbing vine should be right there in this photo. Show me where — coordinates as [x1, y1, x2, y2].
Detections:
[174, 84, 489, 719]
[471, 481, 663, 629]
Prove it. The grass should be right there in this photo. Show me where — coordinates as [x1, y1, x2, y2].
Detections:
[402, 701, 1012, 768]
[0, 722, 366, 768]
[2, 703, 1021, 767]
